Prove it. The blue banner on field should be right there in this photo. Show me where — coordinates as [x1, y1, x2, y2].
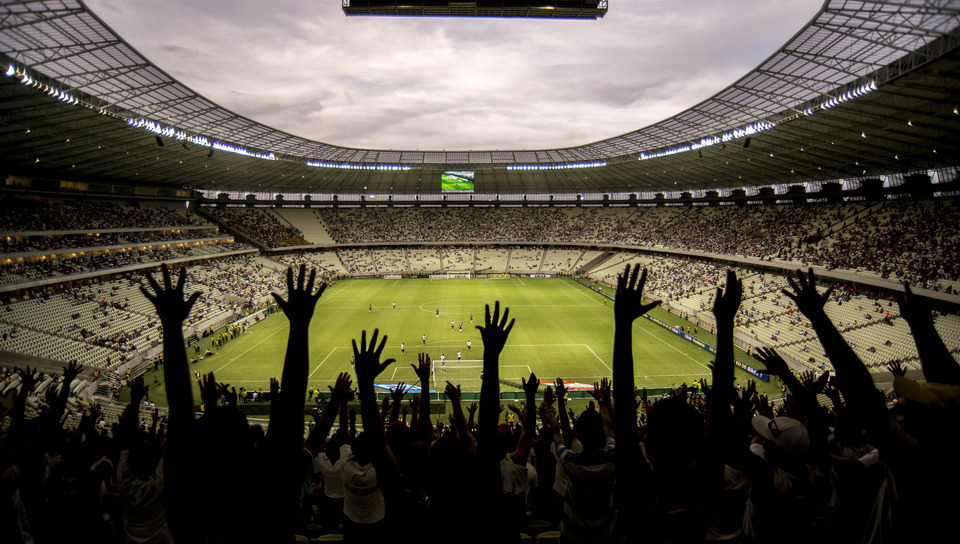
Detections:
[642, 314, 768, 382]
[572, 276, 614, 300]
[374, 383, 433, 394]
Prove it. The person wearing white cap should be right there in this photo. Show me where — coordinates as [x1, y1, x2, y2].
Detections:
[740, 415, 829, 542]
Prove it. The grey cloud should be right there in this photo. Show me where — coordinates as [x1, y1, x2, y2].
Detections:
[84, 0, 824, 150]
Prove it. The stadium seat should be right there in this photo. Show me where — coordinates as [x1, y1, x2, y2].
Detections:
[535, 530, 561, 544]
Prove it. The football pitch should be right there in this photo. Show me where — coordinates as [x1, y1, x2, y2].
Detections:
[140, 277, 777, 408]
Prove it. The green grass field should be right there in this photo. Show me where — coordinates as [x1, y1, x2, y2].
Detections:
[137, 277, 778, 409]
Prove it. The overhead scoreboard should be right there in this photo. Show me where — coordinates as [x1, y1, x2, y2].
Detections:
[341, 1, 608, 19]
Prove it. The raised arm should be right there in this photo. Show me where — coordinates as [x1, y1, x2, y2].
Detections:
[411, 354, 433, 441]
[306, 372, 352, 455]
[708, 270, 742, 435]
[898, 282, 960, 385]
[508, 373, 540, 463]
[477, 301, 515, 462]
[445, 381, 476, 453]
[389, 382, 408, 424]
[590, 377, 614, 437]
[755, 348, 830, 455]
[7, 367, 37, 433]
[140, 264, 201, 432]
[352, 329, 398, 470]
[782, 269, 882, 416]
[268, 265, 326, 448]
[612, 265, 660, 491]
[46, 361, 83, 428]
[554, 378, 576, 444]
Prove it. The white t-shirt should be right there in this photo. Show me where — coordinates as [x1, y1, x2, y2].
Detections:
[338, 444, 385, 524]
[314, 452, 345, 499]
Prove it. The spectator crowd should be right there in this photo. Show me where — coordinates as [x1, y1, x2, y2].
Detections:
[1, 263, 957, 543]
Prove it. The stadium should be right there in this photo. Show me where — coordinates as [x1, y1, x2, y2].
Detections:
[1, 0, 959, 542]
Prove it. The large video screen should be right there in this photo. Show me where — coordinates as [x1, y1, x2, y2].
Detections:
[441, 171, 475, 193]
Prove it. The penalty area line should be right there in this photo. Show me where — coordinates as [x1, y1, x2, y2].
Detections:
[583, 344, 613, 374]
[309, 347, 345, 379]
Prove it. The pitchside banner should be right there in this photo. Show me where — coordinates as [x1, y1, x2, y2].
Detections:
[374, 383, 431, 394]
[383, 275, 402, 280]
[642, 314, 769, 382]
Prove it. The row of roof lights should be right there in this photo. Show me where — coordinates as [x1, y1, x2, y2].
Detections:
[7, 61, 277, 163]
[506, 161, 607, 171]
[126, 116, 276, 160]
[5, 63, 79, 105]
[639, 81, 877, 161]
[639, 120, 775, 160]
[807, 81, 877, 114]
[305, 161, 411, 171]
[9, 59, 882, 170]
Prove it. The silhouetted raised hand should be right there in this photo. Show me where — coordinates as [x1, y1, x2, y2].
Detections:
[353, 329, 395, 387]
[615, 264, 661, 324]
[271, 264, 326, 329]
[476, 301, 515, 358]
[411, 353, 431, 387]
[140, 264, 201, 324]
[713, 269, 743, 323]
[782, 268, 833, 319]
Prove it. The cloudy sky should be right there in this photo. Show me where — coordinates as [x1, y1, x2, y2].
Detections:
[85, 0, 823, 151]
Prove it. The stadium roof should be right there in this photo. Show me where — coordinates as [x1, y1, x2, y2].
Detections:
[1, 0, 959, 195]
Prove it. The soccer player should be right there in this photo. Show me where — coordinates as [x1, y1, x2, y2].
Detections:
[368, 304, 372, 313]
[436, 308, 439, 318]
[422, 333, 426, 345]
[431, 358, 435, 378]
[441, 354, 446, 373]
[467, 340, 471, 351]
[393, 301, 396, 309]
[469, 313, 473, 323]
[457, 350, 461, 361]
[459, 320, 463, 332]
[350, 356, 355, 368]
[401, 342, 405, 354]
[451, 320, 455, 330]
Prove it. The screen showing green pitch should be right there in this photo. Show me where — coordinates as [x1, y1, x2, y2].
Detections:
[441, 171, 475, 192]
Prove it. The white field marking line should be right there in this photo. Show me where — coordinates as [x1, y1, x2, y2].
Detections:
[563, 278, 709, 371]
[632, 322, 711, 371]
[394, 364, 532, 370]
[315, 280, 352, 305]
[215, 282, 352, 374]
[214, 289, 352, 375]
[518, 278, 526, 286]
[635, 373, 709, 378]
[215, 324, 286, 373]
[392, 279, 400, 287]
[583, 344, 613, 374]
[423, 341, 589, 348]
[228, 371, 706, 386]
[309, 347, 343, 379]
